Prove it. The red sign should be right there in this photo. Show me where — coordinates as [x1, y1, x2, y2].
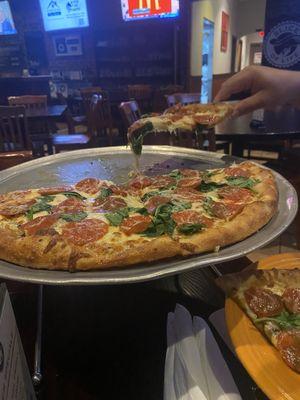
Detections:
[128, 0, 172, 17]
[221, 11, 229, 52]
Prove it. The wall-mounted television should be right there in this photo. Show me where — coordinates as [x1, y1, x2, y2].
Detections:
[0, 1, 17, 35]
[121, 0, 179, 22]
[39, 0, 89, 32]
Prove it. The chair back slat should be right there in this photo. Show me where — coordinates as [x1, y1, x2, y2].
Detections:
[0, 106, 31, 152]
[119, 101, 142, 129]
[8, 95, 47, 111]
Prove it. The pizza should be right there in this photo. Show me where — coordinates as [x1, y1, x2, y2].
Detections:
[128, 103, 234, 155]
[216, 268, 300, 372]
[0, 161, 277, 271]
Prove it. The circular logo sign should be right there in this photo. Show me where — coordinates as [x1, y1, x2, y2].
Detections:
[264, 20, 300, 68]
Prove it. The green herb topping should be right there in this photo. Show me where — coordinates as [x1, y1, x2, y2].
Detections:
[256, 311, 300, 330]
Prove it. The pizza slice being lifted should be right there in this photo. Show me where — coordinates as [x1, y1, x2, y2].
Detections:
[216, 268, 300, 373]
[128, 103, 234, 155]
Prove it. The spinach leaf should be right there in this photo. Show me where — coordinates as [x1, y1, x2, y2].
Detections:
[199, 181, 226, 193]
[129, 207, 149, 216]
[97, 187, 113, 200]
[226, 177, 260, 189]
[171, 201, 192, 212]
[26, 202, 53, 221]
[168, 170, 183, 180]
[178, 223, 203, 235]
[256, 311, 300, 330]
[202, 197, 214, 216]
[105, 208, 130, 226]
[130, 122, 154, 156]
[61, 191, 86, 200]
[60, 212, 88, 222]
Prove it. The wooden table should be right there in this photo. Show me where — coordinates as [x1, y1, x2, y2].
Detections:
[26, 105, 68, 121]
[215, 107, 300, 157]
[3, 256, 270, 400]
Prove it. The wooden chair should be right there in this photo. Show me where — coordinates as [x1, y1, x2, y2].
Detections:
[8, 95, 47, 110]
[119, 101, 142, 130]
[80, 87, 103, 113]
[56, 93, 87, 134]
[0, 106, 33, 170]
[153, 85, 184, 112]
[8, 95, 52, 155]
[128, 85, 152, 114]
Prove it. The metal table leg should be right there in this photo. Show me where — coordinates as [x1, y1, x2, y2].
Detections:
[32, 284, 43, 386]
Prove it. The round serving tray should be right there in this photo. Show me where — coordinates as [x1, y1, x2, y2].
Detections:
[0, 146, 297, 285]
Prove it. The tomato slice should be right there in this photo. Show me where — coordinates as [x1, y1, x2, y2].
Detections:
[224, 167, 250, 178]
[120, 215, 152, 235]
[172, 210, 213, 228]
[145, 196, 170, 214]
[62, 219, 108, 246]
[53, 198, 85, 214]
[0, 199, 36, 217]
[128, 176, 153, 190]
[93, 197, 127, 211]
[244, 287, 284, 318]
[277, 330, 300, 373]
[282, 288, 300, 314]
[22, 214, 58, 236]
[179, 169, 200, 177]
[177, 177, 202, 189]
[150, 176, 176, 189]
[173, 188, 204, 202]
[218, 186, 253, 202]
[210, 201, 244, 220]
[75, 178, 100, 194]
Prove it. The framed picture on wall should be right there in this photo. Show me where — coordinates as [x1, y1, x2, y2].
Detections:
[221, 11, 229, 52]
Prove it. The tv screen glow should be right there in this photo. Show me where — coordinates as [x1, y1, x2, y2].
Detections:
[121, 0, 179, 21]
[0, 1, 17, 35]
[39, 0, 89, 32]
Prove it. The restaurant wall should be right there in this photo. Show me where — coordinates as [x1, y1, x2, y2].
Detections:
[190, 0, 238, 78]
[237, 0, 266, 37]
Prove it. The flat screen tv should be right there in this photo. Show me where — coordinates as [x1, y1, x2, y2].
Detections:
[39, 0, 89, 32]
[121, 0, 179, 21]
[0, 1, 17, 35]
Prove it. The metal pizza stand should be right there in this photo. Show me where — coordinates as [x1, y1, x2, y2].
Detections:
[0, 146, 297, 387]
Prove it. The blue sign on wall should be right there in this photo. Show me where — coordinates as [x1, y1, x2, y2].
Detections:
[263, 0, 300, 70]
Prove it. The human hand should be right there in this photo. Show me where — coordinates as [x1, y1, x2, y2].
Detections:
[214, 65, 300, 117]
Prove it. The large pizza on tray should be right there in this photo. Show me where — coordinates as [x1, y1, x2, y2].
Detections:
[0, 161, 277, 271]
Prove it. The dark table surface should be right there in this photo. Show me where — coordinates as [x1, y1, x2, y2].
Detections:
[4, 256, 270, 400]
[215, 107, 300, 156]
[26, 105, 68, 120]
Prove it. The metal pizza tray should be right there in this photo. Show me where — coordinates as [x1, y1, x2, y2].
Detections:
[0, 146, 297, 286]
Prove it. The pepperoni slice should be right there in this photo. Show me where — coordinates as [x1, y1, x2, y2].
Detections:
[210, 201, 244, 220]
[38, 186, 73, 196]
[120, 215, 152, 235]
[218, 187, 253, 202]
[0, 190, 31, 204]
[173, 188, 204, 202]
[172, 210, 213, 228]
[244, 287, 284, 318]
[0, 199, 36, 217]
[22, 214, 58, 236]
[224, 167, 250, 178]
[177, 177, 202, 189]
[150, 176, 176, 189]
[128, 176, 153, 190]
[179, 169, 200, 177]
[109, 185, 128, 197]
[145, 196, 170, 214]
[277, 330, 300, 372]
[75, 178, 100, 194]
[93, 196, 127, 211]
[53, 198, 85, 214]
[282, 288, 300, 314]
[62, 219, 108, 246]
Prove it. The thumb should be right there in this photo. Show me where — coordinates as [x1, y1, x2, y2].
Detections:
[233, 91, 267, 117]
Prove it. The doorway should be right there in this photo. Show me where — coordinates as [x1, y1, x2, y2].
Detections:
[201, 18, 214, 103]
